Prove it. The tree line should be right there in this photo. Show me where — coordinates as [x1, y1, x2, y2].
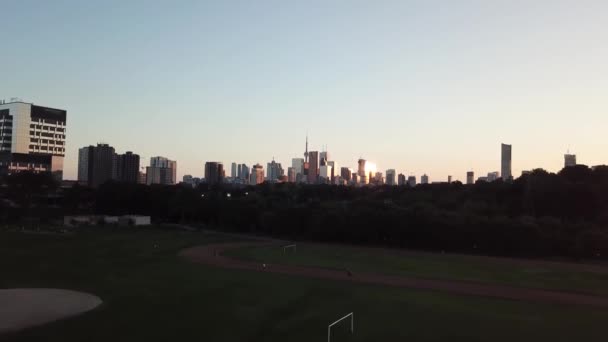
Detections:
[1, 165, 608, 259]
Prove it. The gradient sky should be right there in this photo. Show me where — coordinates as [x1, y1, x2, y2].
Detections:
[1, 0, 607, 182]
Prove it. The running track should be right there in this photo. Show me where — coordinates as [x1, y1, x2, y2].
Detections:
[180, 242, 608, 308]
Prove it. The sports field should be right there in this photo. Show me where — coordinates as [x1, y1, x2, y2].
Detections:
[1, 227, 607, 342]
[227, 243, 608, 296]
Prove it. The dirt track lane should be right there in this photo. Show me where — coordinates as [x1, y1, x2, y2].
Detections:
[180, 242, 608, 308]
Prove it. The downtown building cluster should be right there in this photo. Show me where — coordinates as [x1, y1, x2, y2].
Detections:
[0, 100, 589, 187]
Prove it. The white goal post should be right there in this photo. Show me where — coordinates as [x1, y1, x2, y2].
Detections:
[327, 312, 354, 342]
[282, 244, 296, 254]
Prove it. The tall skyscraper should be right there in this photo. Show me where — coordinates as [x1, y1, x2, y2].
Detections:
[501, 143, 512, 182]
[398, 173, 406, 185]
[78, 144, 115, 187]
[340, 167, 352, 182]
[287, 167, 296, 182]
[564, 154, 577, 168]
[319, 164, 332, 183]
[250, 164, 264, 185]
[448, 175, 452, 183]
[307, 151, 319, 184]
[114, 151, 140, 183]
[421, 174, 429, 184]
[466, 171, 475, 185]
[266, 159, 284, 182]
[231, 162, 237, 178]
[292, 158, 304, 177]
[147, 156, 177, 185]
[386, 169, 396, 185]
[407, 176, 416, 187]
[357, 159, 366, 177]
[0, 100, 66, 178]
[241, 163, 250, 182]
[204, 162, 224, 185]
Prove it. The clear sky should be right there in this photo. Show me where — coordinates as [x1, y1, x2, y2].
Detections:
[1, 0, 607, 182]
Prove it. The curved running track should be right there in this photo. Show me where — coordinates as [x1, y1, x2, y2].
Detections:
[180, 242, 608, 308]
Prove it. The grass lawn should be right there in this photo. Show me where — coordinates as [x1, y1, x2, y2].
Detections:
[0, 227, 606, 342]
[226, 243, 608, 296]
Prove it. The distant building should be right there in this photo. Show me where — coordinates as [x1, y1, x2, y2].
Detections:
[319, 164, 333, 183]
[231, 162, 237, 178]
[78, 144, 115, 187]
[501, 143, 512, 181]
[340, 167, 352, 182]
[204, 162, 223, 185]
[351, 172, 358, 185]
[448, 175, 452, 183]
[407, 176, 416, 187]
[466, 171, 474, 185]
[477, 176, 488, 182]
[287, 167, 296, 182]
[0, 100, 67, 179]
[487, 171, 500, 182]
[374, 172, 384, 185]
[398, 173, 406, 185]
[292, 158, 304, 178]
[386, 169, 396, 185]
[250, 164, 264, 185]
[357, 159, 366, 177]
[138, 171, 146, 184]
[421, 174, 429, 184]
[114, 151, 140, 183]
[266, 159, 284, 182]
[147, 156, 177, 185]
[564, 154, 577, 168]
[307, 151, 319, 184]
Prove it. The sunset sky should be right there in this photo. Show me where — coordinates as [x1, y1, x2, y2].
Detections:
[1, 0, 607, 182]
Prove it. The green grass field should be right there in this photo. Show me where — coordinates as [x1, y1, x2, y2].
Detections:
[1, 227, 607, 342]
[227, 243, 608, 296]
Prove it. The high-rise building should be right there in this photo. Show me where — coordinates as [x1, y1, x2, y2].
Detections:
[351, 172, 358, 185]
[357, 159, 366, 177]
[114, 151, 140, 183]
[327, 161, 337, 182]
[204, 162, 224, 185]
[386, 169, 396, 185]
[466, 171, 474, 185]
[564, 154, 577, 168]
[137, 171, 146, 184]
[147, 156, 177, 185]
[0, 100, 66, 178]
[340, 167, 352, 182]
[319, 164, 333, 183]
[78, 144, 115, 187]
[307, 151, 319, 184]
[287, 167, 296, 182]
[421, 174, 429, 184]
[250, 164, 264, 185]
[266, 159, 284, 182]
[292, 158, 304, 177]
[487, 171, 500, 182]
[231, 162, 237, 178]
[241, 163, 250, 182]
[501, 143, 512, 181]
[374, 172, 384, 185]
[407, 176, 416, 187]
[398, 173, 406, 185]
[448, 175, 452, 183]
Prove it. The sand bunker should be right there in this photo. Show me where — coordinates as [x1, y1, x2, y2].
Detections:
[0, 288, 102, 334]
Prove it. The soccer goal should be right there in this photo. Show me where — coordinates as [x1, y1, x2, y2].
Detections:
[327, 312, 353, 342]
[282, 244, 297, 254]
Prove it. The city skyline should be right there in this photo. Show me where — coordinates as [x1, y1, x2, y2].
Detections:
[2, 1, 607, 180]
